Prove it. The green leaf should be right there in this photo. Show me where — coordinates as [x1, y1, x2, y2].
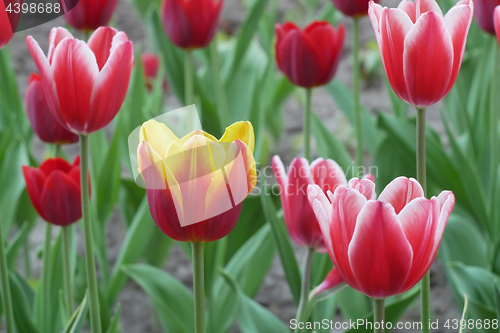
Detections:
[123, 264, 194, 333]
[337, 287, 372, 321]
[105, 304, 121, 333]
[63, 291, 89, 333]
[10, 272, 39, 333]
[260, 183, 301, 305]
[6, 219, 36, 270]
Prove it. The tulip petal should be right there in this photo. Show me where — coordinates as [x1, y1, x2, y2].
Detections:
[496, 6, 500, 42]
[398, 1, 416, 23]
[137, 141, 168, 190]
[47, 27, 74, 64]
[310, 158, 347, 194]
[39, 157, 73, 175]
[140, 119, 180, 159]
[398, 197, 440, 291]
[87, 27, 118, 71]
[348, 178, 376, 200]
[308, 184, 333, 251]
[22, 167, 47, 220]
[51, 38, 99, 134]
[415, 0, 443, 17]
[311, 268, 345, 298]
[432, 191, 455, 260]
[348, 201, 412, 298]
[403, 11, 453, 107]
[443, 0, 473, 94]
[219, 121, 255, 153]
[378, 177, 424, 214]
[226, 140, 256, 197]
[40, 171, 81, 226]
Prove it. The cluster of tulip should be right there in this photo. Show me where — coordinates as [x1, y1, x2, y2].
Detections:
[1, 0, 500, 332]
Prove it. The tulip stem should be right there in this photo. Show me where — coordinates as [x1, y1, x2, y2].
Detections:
[295, 247, 315, 333]
[353, 17, 363, 168]
[0, 215, 15, 333]
[417, 107, 430, 333]
[210, 41, 230, 133]
[304, 88, 312, 161]
[185, 50, 196, 131]
[373, 298, 385, 333]
[489, 38, 499, 228]
[62, 226, 74, 317]
[42, 222, 52, 333]
[192, 242, 205, 333]
[79, 135, 102, 333]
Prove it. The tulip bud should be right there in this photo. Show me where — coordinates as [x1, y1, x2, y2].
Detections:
[25, 73, 79, 144]
[475, 0, 500, 35]
[63, 0, 119, 32]
[0, 0, 22, 49]
[275, 21, 344, 88]
[161, 0, 223, 49]
[23, 156, 89, 226]
[141, 53, 168, 92]
[331, 0, 380, 17]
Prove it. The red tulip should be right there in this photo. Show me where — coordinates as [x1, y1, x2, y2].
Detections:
[331, 0, 380, 17]
[368, 0, 474, 108]
[141, 53, 168, 92]
[272, 156, 348, 252]
[63, 0, 118, 32]
[161, 0, 223, 49]
[494, 6, 500, 42]
[23, 157, 87, 226]
[308, 177, 455, 299]
[275, 21, 345, 88]
[475, 0, 500, 35]
[26, 27, 134, 135]
[0, 0, 21, 49]
[25, 73, 79, 144]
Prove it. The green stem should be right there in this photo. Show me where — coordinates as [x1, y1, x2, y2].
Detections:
[373, 298, 385, 333]
[42, 223, 52, 333]
[210, 42, 230, 133]
[294, 247, 315, 333]
[417, 107, 430, 333]
[0, 215, 15, 333]
[304, 88, 312, 161]
[23, 236, 32, 279]
[62, 226, 74, 317]
[185, 50, 194, 106]
[79, 135, 102, 333]
[489, 38, 498, 228]
[353, 17, 363, 168]
[192, 242, 205, 333]
[54, 144, 61, 158]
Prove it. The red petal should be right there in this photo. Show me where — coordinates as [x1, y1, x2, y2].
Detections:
[415, 0, 443, 17]
[39, 157, 73, 175]
[378, 177, 424, 214]
[348, 178, 376, 200]
[40, 171, 81, 226]
[22, 166, 48, 221]
[87, 27, 118, 71]
[48, 27, 74, 65]
[310, 158, 347, 194]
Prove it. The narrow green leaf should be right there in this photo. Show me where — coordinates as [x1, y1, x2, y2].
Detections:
[63, 291, 89, 333]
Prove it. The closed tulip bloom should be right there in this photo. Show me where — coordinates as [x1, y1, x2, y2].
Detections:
[63, 0, 119, 32]
[368, 0, 474, 108]
[137, 120, 256, 243]
[332, 0, 380, 17]
[272, 156, 348, 252]
[23, 157, 86, 226]
[0, 0, 21, 49]
[161, 0, 223, 49]
[475, 0, 500, 35]
[275, 21, 345, 88]
[26, 27, 134, 135]
[308, 177, 455, 299]
[25, 73, 79, 144]
[141, 53, 167, 92]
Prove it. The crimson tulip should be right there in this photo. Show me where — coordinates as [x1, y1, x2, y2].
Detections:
[26, 26, 134, 135]
[23, 157, 86, 226]
[63, 0, 118, 31]
[137, 120, 256, 243]
[272, 156, 348, 252]
[275, 21, 344, 88]
[475, 0, 500, 35]
[161, 0, 223, 49]
[141, 53, 167, 92]
[0, 0, 21, 49]
[25, 73, 79, 144]
[308, 177, 455, 299]
[331, 0, 380, 17]
[368, 0, 474, 108]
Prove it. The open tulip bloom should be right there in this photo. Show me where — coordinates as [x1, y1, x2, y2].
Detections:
[308, 177, 455, 299]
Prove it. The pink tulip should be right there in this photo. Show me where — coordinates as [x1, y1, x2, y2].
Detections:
[368, 0, 473, 108]
[495, 6, 500, 43]
[308, 177, 455, 299]
[272, 156, 348, 253]
[26, 27, 134, 135]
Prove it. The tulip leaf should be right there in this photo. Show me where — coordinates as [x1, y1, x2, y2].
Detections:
[118, 179, 146, 227]
[260, 184, 301, 305]
[6, 219, 36, 270]
[311, 294, 337, 333]
[219, 269, 290, 333]
[10, 272, 40, 333]
[105, 303, 121, 333]
[337, 287, 372, 321]
[63, 291, 89, 333]
[123, 264, 194, 333]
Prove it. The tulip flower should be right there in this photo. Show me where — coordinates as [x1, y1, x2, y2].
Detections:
[310, 268, 345, 299]
[495, 7, 500, 40]
[475, 0, 500, 35]
[22, 157, 85, 226]
[141, 53, 167, 92]
[0, 0, 21, 49]
[25, 73, 79, 144]
[137, 120, 256, 243]
[26, 26, 134, 135]
[63, 0, 119, 32]
[368, 0, 474, 108]
[332, 0, 380, 17]
[308, 176, 455, 299]
[275, 21, 344, 89]
[161, 0, 223, 50]
[272, 156, 348, 253]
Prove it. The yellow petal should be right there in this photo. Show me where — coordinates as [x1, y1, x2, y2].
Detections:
[177, 129, 217, 150]
[219, 121, 255, 154]
[139, 119, 179, 158]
